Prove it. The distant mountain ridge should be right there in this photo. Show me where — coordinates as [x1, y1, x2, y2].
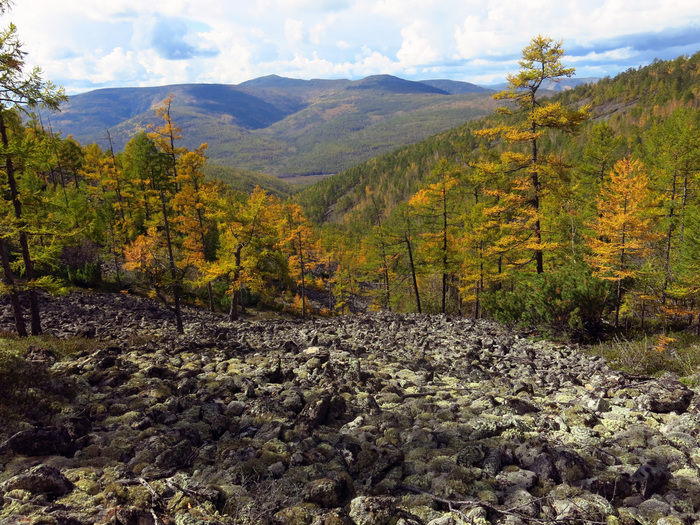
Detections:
[45, 74, 499, 179]
[484, 77, 599, 92]
[420, 79, 493, 94]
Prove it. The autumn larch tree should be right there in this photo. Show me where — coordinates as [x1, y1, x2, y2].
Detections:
[121, 131, 164, 233]
[586, 158, 659, 328]
[457, 163, 501, 319]
[80, 142, 132, 287]
[279, 203, 317, 319]
[145, 95, 191, 333]
[0, 2, 65, 336]
[408, 159, 462, 314]
[476, 35, 588, 274]
[172, 145, 219, 312]
[366, 194, 394, 311]
[643, 108, 700, 307]
[122, 131, 185, 333]
[384, 202, 423, 313]
[209, 187, 280, 321]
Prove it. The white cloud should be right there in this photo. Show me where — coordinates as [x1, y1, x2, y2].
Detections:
[284, 19, 306, 46]
[397, 22, 440, 66]
[277, 0, 351, 11]
[3, 0, 700, 94]
[93, 48, 143, 83]
[373, 0, 439, 19]
[309, 14, 337, 45]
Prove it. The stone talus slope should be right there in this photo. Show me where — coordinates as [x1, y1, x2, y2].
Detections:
[1, 292, 700, 524]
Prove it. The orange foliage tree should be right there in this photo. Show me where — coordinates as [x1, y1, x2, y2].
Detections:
[408, 159, 462, 313]
[279, 203, 319, 318]
[586, 158, 660, 327]
[172, 146, 220, 311]
[476, 36, 588, 274]
[208, 187, 281, 320]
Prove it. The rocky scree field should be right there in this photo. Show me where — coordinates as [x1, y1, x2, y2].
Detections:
[1, 292, 700, 524]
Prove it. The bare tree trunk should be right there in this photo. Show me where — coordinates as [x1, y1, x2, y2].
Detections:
[405, 235, 421, 314]
[531, 117, 544, 274]
[0, 237, 27, 337]
[160, 190, 183, 334]
[662, 166, 678, 304]
[0, 112, 41, 335]
[382, 247, 391, 312]
[298, 231, 307, 319]
[442, 187, 448, 314]
[228, 245, 243, 322]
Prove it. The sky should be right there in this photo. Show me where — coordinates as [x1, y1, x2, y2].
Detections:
[8, 0, 700, 95]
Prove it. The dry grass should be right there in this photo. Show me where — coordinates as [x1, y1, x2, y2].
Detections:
[587, 332, 700, 378]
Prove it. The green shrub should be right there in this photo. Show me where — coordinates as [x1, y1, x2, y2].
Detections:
[60, 242, 102, 287]
[66, 262, 102, 287]
[483, 262, 613, 340]
[0, 338, 53, 423]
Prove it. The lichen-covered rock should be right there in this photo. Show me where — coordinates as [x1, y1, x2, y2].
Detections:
[1, 427, 76, 457]
[4, 292, 700, 524]
[296, 393, 332, 433]
[1, 465, 73, 500]
[303, 473, 353, 508]
[636, 374, 694, 414]
[624, 497, 680, 525]
[495, 467, 537, 492]
[348, 496, 396, 525]
[273, 503, 320, 525]
[310, 509, 353, 524]
[632, 462, 672, 497]
[427, 513, 471, 525]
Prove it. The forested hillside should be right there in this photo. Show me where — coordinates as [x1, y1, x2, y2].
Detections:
[295, 45, 700, 339]
[297, 52, 700, 227]
[2, 34, 700, 348]
[44, 75, 498, 179]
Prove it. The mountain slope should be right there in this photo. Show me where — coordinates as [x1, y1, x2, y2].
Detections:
[296, 51, 700, 225]
[44, 75, 498, 179]
[420, 79, 492, 94]
[50, 84, 298, 141]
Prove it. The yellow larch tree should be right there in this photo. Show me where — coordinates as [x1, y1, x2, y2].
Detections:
[586, 158, 660, 328]
[208, 187, 280, 321]
[172, 145, 220, 311]
[476, 36, 588, 274]
[408, 159, 462, 313]
[279, 203, 319, 319]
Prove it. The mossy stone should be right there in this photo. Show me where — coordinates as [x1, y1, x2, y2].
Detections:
[103, 482, 129, 502]
[74, 479, 100, 496]
[261, 449, 288, 466]
[273, 503, 319, 525]
[402, 474, 431, 490]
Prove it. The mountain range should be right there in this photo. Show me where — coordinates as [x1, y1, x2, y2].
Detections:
[44, 74, 595, 181]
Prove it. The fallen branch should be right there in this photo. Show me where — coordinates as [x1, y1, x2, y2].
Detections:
[396, 484, 609, 525]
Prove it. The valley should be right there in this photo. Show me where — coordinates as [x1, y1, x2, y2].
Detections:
[45, 75, 500, 181]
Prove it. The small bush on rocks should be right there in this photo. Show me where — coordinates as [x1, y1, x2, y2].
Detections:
[0, 338, 53, 424]
[483, 262, 612, 341]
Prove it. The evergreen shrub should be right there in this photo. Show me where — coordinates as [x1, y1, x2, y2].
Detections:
[484, 262, 613, 340]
